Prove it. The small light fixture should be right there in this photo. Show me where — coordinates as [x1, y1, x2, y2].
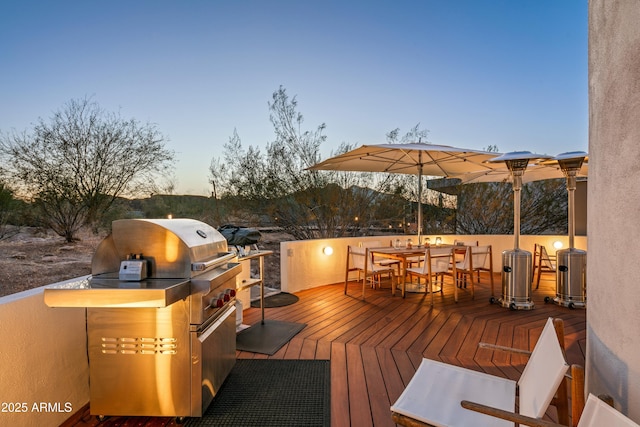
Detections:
[435, 237, 442, 246]
[553, 241, 563, 249]
[323, 246, 334, 256]
[167, 214, 173, 219]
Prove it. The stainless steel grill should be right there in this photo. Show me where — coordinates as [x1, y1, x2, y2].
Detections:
[44, 218, 241, 420]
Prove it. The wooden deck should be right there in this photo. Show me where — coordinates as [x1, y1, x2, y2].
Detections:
[64, 272, 586, 426]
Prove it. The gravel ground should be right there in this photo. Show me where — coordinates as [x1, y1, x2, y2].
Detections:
[0, 226, 286, 298]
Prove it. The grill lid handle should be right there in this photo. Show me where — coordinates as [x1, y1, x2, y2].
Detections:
[191, 251, 236, 272]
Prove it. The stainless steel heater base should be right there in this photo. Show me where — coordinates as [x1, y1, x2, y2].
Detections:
[545, 248, 587, 309]
[494, 249, 534, 310]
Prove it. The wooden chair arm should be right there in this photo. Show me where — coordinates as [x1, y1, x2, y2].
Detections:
[461, 400, 565, 427]
[479, 318, 566, 358]
[478, 342, 533, 356]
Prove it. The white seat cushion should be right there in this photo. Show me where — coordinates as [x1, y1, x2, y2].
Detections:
[391, 358, 516, 427]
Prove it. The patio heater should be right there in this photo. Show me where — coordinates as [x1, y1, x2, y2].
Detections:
[488, 152, 551, 310]
[543, 152, 588, 309]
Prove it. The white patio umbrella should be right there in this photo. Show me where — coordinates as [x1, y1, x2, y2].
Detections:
[307, 142, 503, 242]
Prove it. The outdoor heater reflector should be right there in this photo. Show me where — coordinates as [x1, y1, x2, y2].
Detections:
[542, 151, 588, 309]
[488, 151, 551, 310]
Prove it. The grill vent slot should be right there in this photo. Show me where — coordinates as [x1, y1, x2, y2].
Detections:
[100, 337, 177, 355]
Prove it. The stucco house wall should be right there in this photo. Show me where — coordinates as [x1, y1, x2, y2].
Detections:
[588, 0, 640, 419]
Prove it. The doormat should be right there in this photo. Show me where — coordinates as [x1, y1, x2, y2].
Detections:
[236, 319, 306, 355]
[251, 292, 299, 308]
[188, 359, 330, 427]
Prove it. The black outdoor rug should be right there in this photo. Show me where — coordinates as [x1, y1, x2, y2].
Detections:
[188, 359, 331, 427]
[236, 319, 306, 355]
[251, 292, 299, 308]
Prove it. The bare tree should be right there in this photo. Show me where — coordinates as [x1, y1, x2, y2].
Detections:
[0, 181, 20, 240]
[210, 87, 404, 239]
[384, 124, 455, 232]
[455, 180, 567, 234]
[1, 97, 174, 241]
[451, 143, 567, 235]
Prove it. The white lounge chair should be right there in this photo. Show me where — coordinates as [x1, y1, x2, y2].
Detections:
[391, 317, 570, 426]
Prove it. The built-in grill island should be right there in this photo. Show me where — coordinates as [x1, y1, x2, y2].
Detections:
[44, 218, 241, 420]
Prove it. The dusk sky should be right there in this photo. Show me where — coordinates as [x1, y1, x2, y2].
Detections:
[1, 1, 588, 195]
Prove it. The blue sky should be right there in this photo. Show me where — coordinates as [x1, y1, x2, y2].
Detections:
[0, 1, 588, 195]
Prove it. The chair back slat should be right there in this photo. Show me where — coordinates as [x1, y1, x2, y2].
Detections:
[455, 239, 478, 247]
[458, 246, 472, 270]
[517, 318, 570, 418]
[360, 241, 384, 269]
[426, 247, 454, 274]
[348, 246, 367, 270]
[540, 245, 555, 269]
[471, 245, 491, 269]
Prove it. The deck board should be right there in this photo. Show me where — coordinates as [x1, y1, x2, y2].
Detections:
[63, 273, 586, 426]
[330, 342, 349, 427]
[346, 342, 373, 426]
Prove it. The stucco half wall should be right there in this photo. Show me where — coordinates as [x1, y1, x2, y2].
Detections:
[280, 234, 587, 294]
[0, 283, 90, 426]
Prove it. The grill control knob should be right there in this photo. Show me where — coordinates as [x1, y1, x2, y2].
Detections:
[226, 289, 236, 297]
[223, 294, 230, 302]
[210, 296, 224, 308]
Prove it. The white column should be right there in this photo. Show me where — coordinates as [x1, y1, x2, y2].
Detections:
[588, 0, 640, 420]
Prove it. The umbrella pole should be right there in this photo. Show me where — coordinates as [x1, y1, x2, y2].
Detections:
[417, 160, 423, 244]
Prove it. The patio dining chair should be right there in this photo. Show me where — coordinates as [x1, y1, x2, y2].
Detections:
[344, 245, 397, 300]
[453, 239, 478, 266]
[533, 244, 557, 289]
[391, 317, 571, 427]
[364, 241, 401, 282]
[405, 247, 457, 305]
[454, 244, 494, 299]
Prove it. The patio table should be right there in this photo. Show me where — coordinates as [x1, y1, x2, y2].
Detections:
[371, 245, 472, 298]
[370, 246, 442, 298]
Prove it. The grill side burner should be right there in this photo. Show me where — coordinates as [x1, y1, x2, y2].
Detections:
[44, 218, 241, 419]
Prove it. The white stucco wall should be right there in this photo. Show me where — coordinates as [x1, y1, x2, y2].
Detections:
[588, 0, 640, 420]
[0, 282, 90, 426]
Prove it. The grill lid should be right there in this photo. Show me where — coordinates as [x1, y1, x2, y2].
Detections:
[92, 218, 230, 278]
